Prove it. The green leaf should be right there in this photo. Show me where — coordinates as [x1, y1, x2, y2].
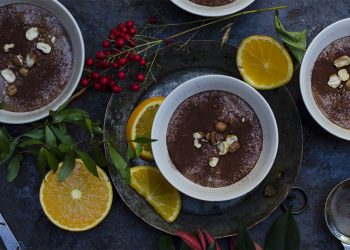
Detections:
[207, 242, 216, 250]
[0, 127, 10, 153]
[237, 226, 255, 250]
[265, 211, 301, 250]
[44, 148, 59, 172]
[58, 143, 71, 153]
[85, 119, 93, 138]
[38, 148, 47, 177]
[107, 142, 130, 183]
[159, 235, 175, 250]
[59, 151, 75, 182]
[6, 154, 22, 182]
[75, 150, 98, 178]
[54, 108, 89, 123]
[18, 139, 43, 148]
[127, 143, 135, 161]
[49, 125, 75, 145]
[135, 143, 142, 157]
[0, 137, 19, 165]
[23, 129, 44, 140]
[70, 120, 103, 134]
[94, 149, 107, 168]
[132, 137, 157, 144]
[274, 10, 307, 64]
[45, 125, 57, 147]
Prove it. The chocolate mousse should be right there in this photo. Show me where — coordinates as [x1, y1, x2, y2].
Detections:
[189, 0, 235, 7]
[0, 4, 73, 112]
[167, 91, 263, 188]
[312, 36, 350, 129]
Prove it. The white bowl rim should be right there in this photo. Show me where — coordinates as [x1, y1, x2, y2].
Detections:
[0, 0, 85, 124]
[151, 74, 279, 201]
[300, 18, 350, 140]
[170, 0, 255, 17]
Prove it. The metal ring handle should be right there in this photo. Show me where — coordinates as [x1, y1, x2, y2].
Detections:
[282, 187, 308, 215]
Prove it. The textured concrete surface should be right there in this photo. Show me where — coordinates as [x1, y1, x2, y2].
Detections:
[1, 0, 350, 249]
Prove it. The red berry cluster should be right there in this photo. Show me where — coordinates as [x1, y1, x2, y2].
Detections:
[80, 20, 148, 93]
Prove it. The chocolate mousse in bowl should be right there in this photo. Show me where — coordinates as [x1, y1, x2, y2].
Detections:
[152, 75, 278, 201]
[0, 0, 84, 124]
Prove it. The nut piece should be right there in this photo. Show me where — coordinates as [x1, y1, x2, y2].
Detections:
[1, 69, 16, 83]
[334, 55, 350, 68]
[205, 132, 211, 140]
[193, 132, 204, 139]
[25, 53, 37, 67]
[226, 135, 238, 145]
[217, 141, 229, 155]
[209, 157, 219, 168]
[210, 131, 220, 145]
[327, 74, 341, 88]
[6, 85, 17, 96]
[242, 117, 246, 123]
[215, 121, 227, 132]
[26, 27, 39, 41]
[3, 43, 15, 52]
[229, 141, 241, 153]
[13, 55, 24, 67]
[346, 79, 350, 88]
[36, 42, 52, 54]
[19, 67, 29, 77]
[338, 69, 350, 81]
[194, 139, 202, 149]
[51, 36, 56, 44]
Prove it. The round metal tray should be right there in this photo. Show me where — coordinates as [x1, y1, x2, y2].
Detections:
[103, 41, 303, 237]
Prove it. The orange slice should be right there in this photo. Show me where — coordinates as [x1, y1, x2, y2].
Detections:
[237, 35, 293, 90]
[129, 166, 181, 223]
[39, 159, 113, 231]
[126, 96, 165, 161]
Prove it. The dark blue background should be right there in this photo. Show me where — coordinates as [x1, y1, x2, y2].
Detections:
[1, 0, 350, 249]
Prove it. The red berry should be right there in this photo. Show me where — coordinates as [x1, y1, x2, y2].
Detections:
[123, 34, 131, 41]
[113, 85, 122, 93]
[130, 83, 141, 91]
[93, 82, 101, 90]
[102, 61, 110, 69]
[112, 28, 118, 34]
[125, 20, 134, 28]
[115, 38, 125, 48]
[118, 57, 128, 66]
[139, 58, 146, 66]
[91, 72, 100, 80]
[114, 49, 120, 55]
[104, 50, 111, 57]
[117, 71, 126, 80]
[109, 33, 116, 40]
[129, 39, 136, 47]
[102, 40, 110, 48]
[117, 23, 125, 30]
[112, 62, 119, 68]
[97, 61, 104, 69]
[149, 16, 157, 25]
[127, 53, 135, 61]
[136, 73, 145, 82]
[108, 75, 114, 79]
[85, 57, 94, 67]
[128, 28, 137, 36]
[121, 27, 128, 33]
[100, 77, 109, 85]
[134, 54, 141, 61]
[109, 80, 116, 87]
[96, 51, 105, 60]
[114, 31, 121, 38]
[80, 78, 89, 87]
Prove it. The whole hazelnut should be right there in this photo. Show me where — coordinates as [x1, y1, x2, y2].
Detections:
[229, 141, 241, 153]
[19, 67, 29, 77]
[215, 121, 227, 132]
[210, 131, 220, 145]
[6, 85, 17, 96]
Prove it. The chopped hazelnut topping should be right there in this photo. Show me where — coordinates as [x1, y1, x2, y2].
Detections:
[194, 139, 202, 149]
[1, 69, 16, 83]
[338, 69, 350, 81]
[327, 74, 341, 89]
[334, 55, 350, 68]
[217, 141, 229, 155]
[3, 43, 15, 53]
[215, 121, 227, 132]
[209, 157, 219, 168]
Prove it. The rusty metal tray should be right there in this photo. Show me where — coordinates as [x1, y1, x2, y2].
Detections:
[103, 41, 303, 237]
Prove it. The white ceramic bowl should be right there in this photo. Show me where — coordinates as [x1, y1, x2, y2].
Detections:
[151, 75, 278, 201]
[0, 0, 85, 124]
[170, 0, 255, 17]
[300, 18, 350, 140]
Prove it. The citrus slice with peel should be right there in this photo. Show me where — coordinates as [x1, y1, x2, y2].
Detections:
[126, 96, 165, 161]
[237, 35, 293, 90]
[39, 159, 113, 231]
[130, 166, 181, 223]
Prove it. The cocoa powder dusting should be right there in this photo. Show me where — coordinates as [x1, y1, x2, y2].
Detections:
[166, 91, 263, 188]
